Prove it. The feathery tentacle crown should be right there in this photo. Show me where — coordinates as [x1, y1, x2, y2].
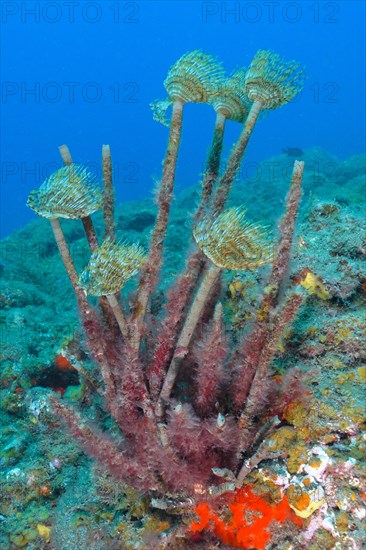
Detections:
[208, 69, 251, 123]
[244, 50, 305, 109]
[193, 208, 272, 270]
[164, 50, 225, 103]
[151, 50, 225, 125]
[27, 165, 102, 219]
[79, 239, 146, 296]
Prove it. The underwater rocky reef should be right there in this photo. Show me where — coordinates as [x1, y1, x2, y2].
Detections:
[0, 50, 365, 549]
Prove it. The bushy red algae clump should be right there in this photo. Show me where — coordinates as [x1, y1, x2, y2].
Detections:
[190, 486, 302, 549]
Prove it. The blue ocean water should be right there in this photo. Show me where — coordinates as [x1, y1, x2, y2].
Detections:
[1, 0, 365, 237]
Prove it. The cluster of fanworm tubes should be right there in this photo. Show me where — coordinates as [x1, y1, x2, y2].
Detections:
[28, 50, 307, 510]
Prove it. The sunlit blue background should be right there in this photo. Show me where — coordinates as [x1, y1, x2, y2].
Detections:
[1, 0, 365, 236]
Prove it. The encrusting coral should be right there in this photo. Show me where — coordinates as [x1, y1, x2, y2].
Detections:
[27, 49, 308, 547]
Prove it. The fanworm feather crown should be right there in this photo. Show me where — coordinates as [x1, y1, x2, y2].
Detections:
[151, 50, 226, 125]
[27, 164, 102, 219]
[244, 49, 306, 109]
[208, 69, 251, 123]
[79, 239, 146, 296]
[193, 208, 273, 270]
[164, 49, 225, 103]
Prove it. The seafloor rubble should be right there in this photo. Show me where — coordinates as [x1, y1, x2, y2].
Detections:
[0, 147, 365, 549]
